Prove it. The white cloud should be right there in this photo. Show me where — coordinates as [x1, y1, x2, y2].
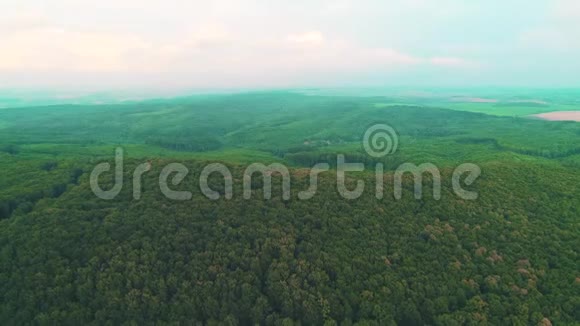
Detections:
[0, 1, 491, 88]
[287, 31, 325, 46]
[0, 10, 50, 32]
[0, 21, 475, 80]
[0, 27, 149, 72]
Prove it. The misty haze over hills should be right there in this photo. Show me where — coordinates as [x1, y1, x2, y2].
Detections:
[1, 1, 579, 325]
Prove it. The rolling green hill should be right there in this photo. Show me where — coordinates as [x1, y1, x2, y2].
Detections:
[0, 92, 578, 324]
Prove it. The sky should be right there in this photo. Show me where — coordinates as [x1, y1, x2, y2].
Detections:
[0, 0, 579, 90]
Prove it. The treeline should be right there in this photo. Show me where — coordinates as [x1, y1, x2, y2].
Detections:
[145, 136, 222, 152]
[0, 144, 19, 155]
[505, 146, 580, 159]
[285, 151, 404, 170]
[457, 137, 580, 159]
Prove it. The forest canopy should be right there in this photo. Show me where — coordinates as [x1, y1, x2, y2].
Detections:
[0, 92, 578, 325]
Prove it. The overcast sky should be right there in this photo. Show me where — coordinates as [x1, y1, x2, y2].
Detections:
[1, 0, 579, 90]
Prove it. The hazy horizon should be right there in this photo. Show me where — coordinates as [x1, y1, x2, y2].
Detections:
[2, 0, 580, 90]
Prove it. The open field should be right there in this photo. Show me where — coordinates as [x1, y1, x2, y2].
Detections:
[533, 111, 580, 122]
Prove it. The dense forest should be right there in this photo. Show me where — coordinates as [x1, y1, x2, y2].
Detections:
[0, 92, 578, 324]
